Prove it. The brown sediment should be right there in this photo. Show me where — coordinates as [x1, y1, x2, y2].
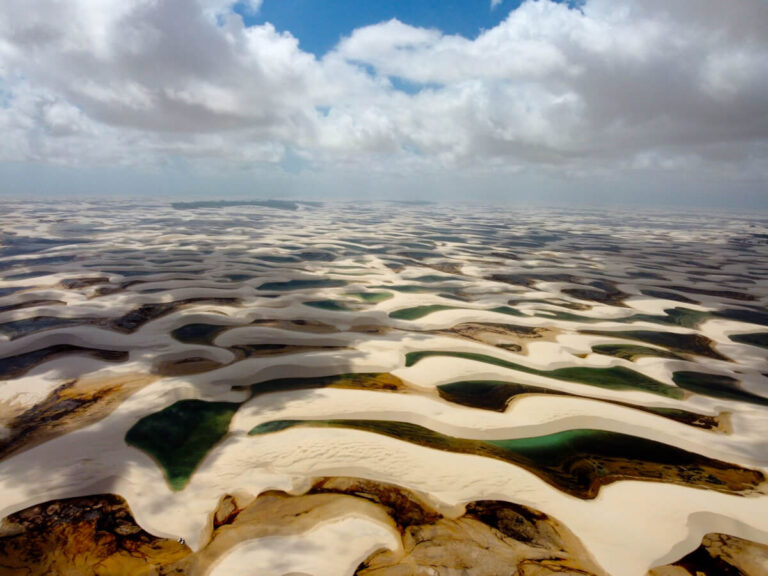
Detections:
[165, 488, 399, 575]
[152, 356, 226, 377]
[59, 276, 110, 290]
[239, 372, 409, 399]
[425, 261, 464, 275]
[326, 373, 409, 393]
[357, 501, 608, 576]
[663, 286, 757, 302]
[249, 318, 340, 333]
[0, 494, 189, 576]
[562, 284, 629, 307]
[349, 324, 392, 335]
[230, 343, 348, 359]
[109, 298, 240, 333]
[329, 478, 607, 576]
[641, 288, 700, 305]
[310, 477, 441, 528]
[0, 298, 242, 342]
[152, 340, 350, 376]
[649, 533, 768, 576]
[0, 345, 128, 379]
[431, 322, 558, 355]
[0, 479, 609, 576]
[0, 299, 65, 313]
[0, 372, 156, 462]
[91, 284, 121, 296]
[716, 412, 734, 435]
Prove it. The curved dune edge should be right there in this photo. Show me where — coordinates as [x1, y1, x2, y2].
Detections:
[3, 479, 766, 576]
[0, 493, 190, 575]
[0, 477, 610, 576]
[0, 371, 158, 462]
[122, 371, 740, 493]
[248, 418, 766, 500]
[649, 532, 768, 576]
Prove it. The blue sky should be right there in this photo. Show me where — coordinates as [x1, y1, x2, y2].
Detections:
[240, 1, 527, 56]
[0, 0, 766, 206]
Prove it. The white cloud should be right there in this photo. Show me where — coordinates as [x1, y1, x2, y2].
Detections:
[0, 0, 766, 195]
[491, 0, 503, 10]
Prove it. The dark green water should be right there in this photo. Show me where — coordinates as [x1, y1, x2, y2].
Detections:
[405, 350, 683, 398]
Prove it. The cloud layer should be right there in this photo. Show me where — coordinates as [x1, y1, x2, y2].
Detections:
[1, 0, 766, 193]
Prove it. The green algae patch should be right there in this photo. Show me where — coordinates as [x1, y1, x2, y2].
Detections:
[303, 300, 351, 312]
[591, 344, 684, 361]
[250, 420, 303, 435]
[536, 307, 711, 329]
[248, 419, 763, 499]
[258, 279, 347, 291]
[489, 306, 525, 317]
[171, 323, 229, 345]
[631, 308, 711, 330]
[713, 308, 768, 327]
[672, 372, 768, 407]
[125, 400, 240, 491]
[347, 291, 393, 303]
[374, 285, 439, 294]
[533, 310, 605, 323]
[640, 288, 699, 305]
[729, 332, 768, 350]
[549, 366, 683, 398]
[438, 380, 540, 412]
[406, 350, 682, 399]
[584, 330, 729, 361]
[389, 305, 458, 320]
[437, 380, 721, 431]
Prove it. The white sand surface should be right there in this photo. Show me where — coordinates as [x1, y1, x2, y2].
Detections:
[2, 202, 768, 576]
[207, 515, 399, 576]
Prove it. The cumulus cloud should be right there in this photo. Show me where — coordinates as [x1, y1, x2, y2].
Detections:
[0, 0, 766, 190]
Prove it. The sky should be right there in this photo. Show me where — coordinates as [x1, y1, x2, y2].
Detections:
[0, 0, 767, 207]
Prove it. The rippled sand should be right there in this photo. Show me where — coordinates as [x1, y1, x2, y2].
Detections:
[1, 201, 767, 575]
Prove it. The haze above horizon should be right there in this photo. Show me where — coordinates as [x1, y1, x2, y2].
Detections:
[0, 0, 766, 208]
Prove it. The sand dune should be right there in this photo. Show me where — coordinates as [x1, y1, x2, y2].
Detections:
[1, 201, 767, 575]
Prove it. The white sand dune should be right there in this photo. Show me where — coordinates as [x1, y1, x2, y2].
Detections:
[1, 201, 767, 575]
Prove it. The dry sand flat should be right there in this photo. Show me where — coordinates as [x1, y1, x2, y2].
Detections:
[1, 200, 768, 575]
